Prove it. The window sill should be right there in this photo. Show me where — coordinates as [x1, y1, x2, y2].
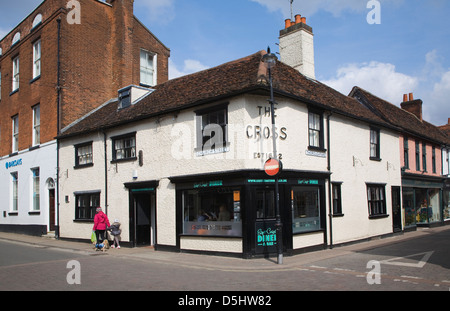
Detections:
[28, 211, 40, 215]
[111, 157, 137, 164]
[74, 163, 94, 169]
[9, 89, 19, 96]
[332, 213, 344, 218]
[8, 212, 18, 216]
[369, 157, 382, 162]
[30, 75, 41, 84]
[73, 219, 94, 223]
[307, 146, 326, 152]
[368, 214, 389, 219]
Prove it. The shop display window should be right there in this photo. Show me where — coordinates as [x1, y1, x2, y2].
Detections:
[444, 190, 450, 221]
[182, 188, 242, 237]
[403, 189, 415, 227]
[403, 188, 442, 226]
[291, 187, 320, 233]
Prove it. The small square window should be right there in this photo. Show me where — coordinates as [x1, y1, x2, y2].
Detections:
[112, 134, 136, 161]
[367, 184, 387, 217]
[75, 142, 93, 167]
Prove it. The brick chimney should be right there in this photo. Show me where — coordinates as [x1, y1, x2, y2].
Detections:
[279, 14, 315, 80]
[401, 93, 423, 121]
[439, 118, 450, 131]
[109, 0, 135, 91]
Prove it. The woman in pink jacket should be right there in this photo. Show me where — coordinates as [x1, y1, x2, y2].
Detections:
[93, 207, 110, 248]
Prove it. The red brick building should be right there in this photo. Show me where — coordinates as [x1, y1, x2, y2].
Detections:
[0, 0, 170, 235]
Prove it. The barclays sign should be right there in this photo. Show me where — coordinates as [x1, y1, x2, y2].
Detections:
[6, 159, 22, 169]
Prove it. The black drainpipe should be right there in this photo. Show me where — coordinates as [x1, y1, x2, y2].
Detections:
[327, 112, 333, 249]
[56, 17, 61, 239]
[103, 131, 108, 215]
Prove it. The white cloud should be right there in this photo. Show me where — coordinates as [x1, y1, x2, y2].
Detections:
[250, 0, 404, 19]
[428, 70, 450, 125]
[321, 50, 450, 126]
[169, 59, 209, 79]
[322, 61, 418, 105]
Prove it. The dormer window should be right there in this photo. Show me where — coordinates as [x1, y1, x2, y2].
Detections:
[118, 88, 131, 109]
[117, 85, 154, 110]
[12, 32, 21, 45]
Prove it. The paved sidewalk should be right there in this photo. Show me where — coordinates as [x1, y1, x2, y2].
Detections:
[1, 226, 449, 271]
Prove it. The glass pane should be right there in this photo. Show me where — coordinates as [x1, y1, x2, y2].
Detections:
[292, 187, 320, 233]
[182, 188, 241, 237]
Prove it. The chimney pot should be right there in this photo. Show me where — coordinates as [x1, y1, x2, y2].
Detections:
[301, 17, 306, 24]
[285, 19, 292, 29]
[448, 118, 450, 125]
[403, 94, 408, 102]
[295, 14, 302, 24]
[409, 93, 414, 101]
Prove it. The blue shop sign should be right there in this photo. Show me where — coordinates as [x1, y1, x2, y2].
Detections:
[6, 159, 22, 169]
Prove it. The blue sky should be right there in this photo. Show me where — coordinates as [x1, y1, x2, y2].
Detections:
[1, 0, 450, 126]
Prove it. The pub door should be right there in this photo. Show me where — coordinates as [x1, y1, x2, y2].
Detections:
[130, 191, 156, 247]
[392, 186, 402, 232]
[251, 186, 288, 256]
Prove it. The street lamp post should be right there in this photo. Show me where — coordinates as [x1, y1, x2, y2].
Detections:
[262, 47, 283, 265]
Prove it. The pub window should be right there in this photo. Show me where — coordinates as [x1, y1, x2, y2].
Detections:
[332, 183, 343, 215]
[415, 140, 420, 171]
[195, 104, 229, 156]
[75, 192, 100, 220]
[112, 133, 136, 161]
[367, 184, 387, 217]
[182, 187, 242, 237]
[308, 111, 323, 149]
[432, 146, 436, 174]
[292, 187, 321, 233]
[422, 142, 427, 172]
[369, 128, 380, 160]
[403, 137, 409, 169]
[75, 141, 93, 167]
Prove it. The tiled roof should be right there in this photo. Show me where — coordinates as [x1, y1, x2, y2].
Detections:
[438, 124, 450, 145]
[59, 50, 393, 138]
[351, 86, 448, 145]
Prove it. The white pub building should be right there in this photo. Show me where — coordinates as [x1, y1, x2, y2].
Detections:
[57, 17, 403, 257]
